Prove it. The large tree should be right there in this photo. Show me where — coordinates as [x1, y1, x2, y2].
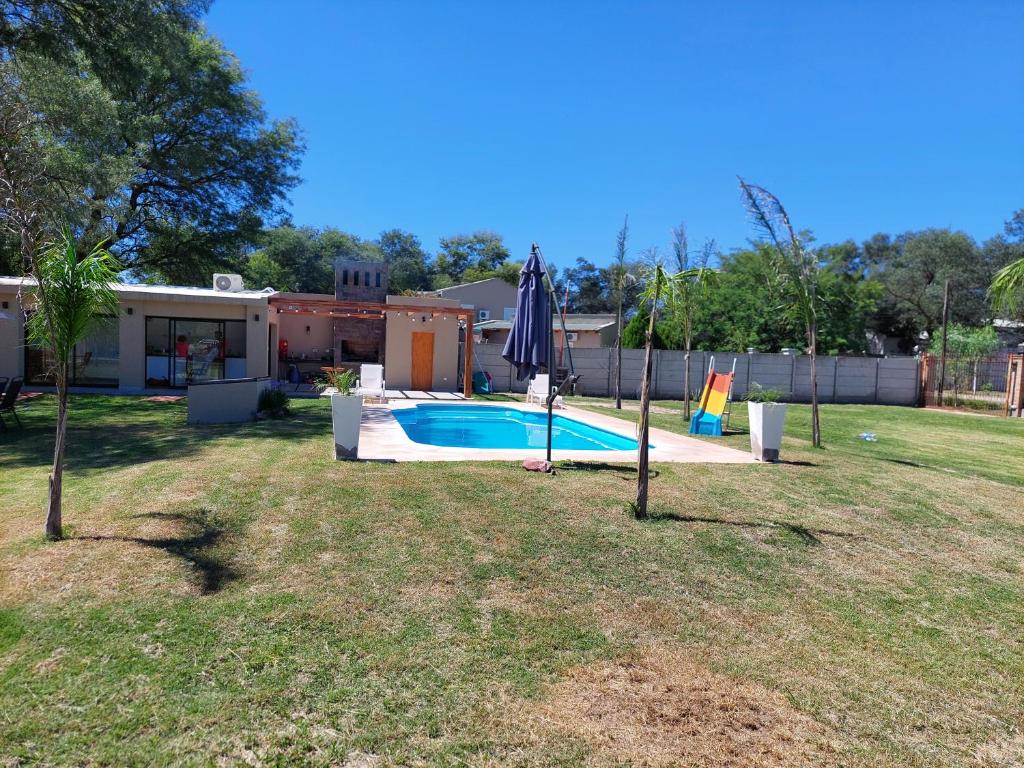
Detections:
[2, 0, 302, 282]
[865, 229, 1002, 346]
[434, 231, 510, 287]
[379, 229, 431, 292]
[243, 226, 381, 294]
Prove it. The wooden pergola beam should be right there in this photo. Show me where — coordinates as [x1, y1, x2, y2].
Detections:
[269, 295, 472, 319]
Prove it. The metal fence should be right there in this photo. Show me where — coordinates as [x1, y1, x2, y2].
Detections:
[472, 345, 922, 406]
[921, 352, 1024, 414]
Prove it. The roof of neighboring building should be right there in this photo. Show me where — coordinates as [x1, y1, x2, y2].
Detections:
[428, 276, 518, 294]
[0, 276, 275, 303]
[475, 314, 617, 332]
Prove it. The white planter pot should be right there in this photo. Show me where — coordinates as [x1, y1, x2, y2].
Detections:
[331, 393, 363, 460]
[748, 401, 787, 462]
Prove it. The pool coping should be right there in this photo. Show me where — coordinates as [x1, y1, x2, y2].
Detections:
[355, 399, 756, 464]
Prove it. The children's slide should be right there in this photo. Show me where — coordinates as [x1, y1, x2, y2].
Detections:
[689, 367, 734, 437]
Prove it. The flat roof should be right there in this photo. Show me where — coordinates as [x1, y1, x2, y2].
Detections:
[476, 314, 617, 332]
[0, 276, 275, 303]
[429, 276, 517, 294]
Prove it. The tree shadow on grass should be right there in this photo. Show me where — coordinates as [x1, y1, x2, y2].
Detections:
[0, 396, 330, 474]
[76, 509, 239, 594]
[558, 461, 660, 479]
[647, 511, 857, 546]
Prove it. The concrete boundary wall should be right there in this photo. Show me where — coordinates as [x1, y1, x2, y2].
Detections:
[473, 345, 921, 406]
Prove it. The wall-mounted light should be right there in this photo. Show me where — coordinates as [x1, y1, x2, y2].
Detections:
[125, 306, 133, 315]
[305, 325, 311, 335]
[253, 313, 260, 321]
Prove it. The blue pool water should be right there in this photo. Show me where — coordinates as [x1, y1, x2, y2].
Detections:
[392, 404, 644, 451]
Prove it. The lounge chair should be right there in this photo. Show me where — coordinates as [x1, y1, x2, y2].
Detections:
[356, 364, 386, 402]
[0, 376, 24, 431]
[526, 373, 550, 405]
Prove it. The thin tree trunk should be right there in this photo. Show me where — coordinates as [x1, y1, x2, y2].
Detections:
[809, 323, 821, 448]
[683, 345, 691, 422]
[615, 296, 623, 409]
[45, 366, 69, 540]
[635, 280, 661, 520]
[937, 279, 950, 407]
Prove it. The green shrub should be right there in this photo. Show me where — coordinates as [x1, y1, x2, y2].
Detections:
[257, 387, 290, 417]
[742, 382, 784, 403]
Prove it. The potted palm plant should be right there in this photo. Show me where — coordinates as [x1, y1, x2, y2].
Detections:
[744, 383, 787, 462]
[318, 368, 361, 460]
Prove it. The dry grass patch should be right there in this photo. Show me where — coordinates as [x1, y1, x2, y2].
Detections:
[535, 647, 829, 767]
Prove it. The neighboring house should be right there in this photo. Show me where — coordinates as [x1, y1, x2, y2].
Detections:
[0, 269, 473, 394]
[429, 277, 518, 324]
[475, 313, 618, 349]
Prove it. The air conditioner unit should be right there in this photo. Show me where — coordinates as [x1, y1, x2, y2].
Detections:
[213, 273, 245, 292]
[477, 309, 490, 321]
[565, 332, 578, 343]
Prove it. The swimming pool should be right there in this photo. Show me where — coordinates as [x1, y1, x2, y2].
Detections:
[391, 404, 644, 451]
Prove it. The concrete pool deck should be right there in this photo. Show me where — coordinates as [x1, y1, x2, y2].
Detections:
[355, 399, 756, 464]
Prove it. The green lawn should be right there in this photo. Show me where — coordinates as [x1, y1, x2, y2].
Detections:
[1, 395, 1023, 766]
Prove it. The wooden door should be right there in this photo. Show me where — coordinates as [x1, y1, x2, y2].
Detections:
[411, 332, 434, 390]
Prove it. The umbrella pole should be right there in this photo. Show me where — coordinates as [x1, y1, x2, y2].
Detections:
[547, 315, 554, 463]
[531, 242, 580, 468]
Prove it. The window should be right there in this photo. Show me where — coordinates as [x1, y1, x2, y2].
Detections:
[353, 271, 359, 286]
[25, 315, 119, 387]
[342, 269, 349, 285]
[145, 317, 246, 388]
[375, 272, 381, 288]
[364, 271, 370, 286]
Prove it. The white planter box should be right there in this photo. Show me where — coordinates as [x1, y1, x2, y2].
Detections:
[748, 401, 787, 462]
[331, 393, 363, 460]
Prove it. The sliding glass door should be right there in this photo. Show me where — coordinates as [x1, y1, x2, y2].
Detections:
[145, 317, 246, 388]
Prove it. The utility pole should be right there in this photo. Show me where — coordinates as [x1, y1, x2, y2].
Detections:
[936, 279, 950, 407]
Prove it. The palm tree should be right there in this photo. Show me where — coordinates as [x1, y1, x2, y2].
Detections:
[990, 257, 1024, 316]
[738, 177, 822, 448]
[611, 215, 630, 409]
[27, 229, 120, 540]
[669, 223, 717, 421]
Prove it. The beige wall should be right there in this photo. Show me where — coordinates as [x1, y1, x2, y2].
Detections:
[119, 296, 268, 390]
[0, 282, 271, 391]
[434, 278, 518, 322]
[383, 296, 461, 390]
[0, 286, 24, 380]
[274, 312, 333, 362]
[187, 377, 271, 424]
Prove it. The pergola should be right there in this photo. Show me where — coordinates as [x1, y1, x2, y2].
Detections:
[268, 295, 476, 397]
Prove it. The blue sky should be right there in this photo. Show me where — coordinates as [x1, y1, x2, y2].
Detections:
[205, 1, 1023, 270]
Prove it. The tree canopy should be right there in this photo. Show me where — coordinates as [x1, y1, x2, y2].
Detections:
[1, 0, 303, 282]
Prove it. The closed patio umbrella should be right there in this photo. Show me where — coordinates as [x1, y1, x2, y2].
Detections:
[502, 244, 578, 465]
[501, 246, 551, 382]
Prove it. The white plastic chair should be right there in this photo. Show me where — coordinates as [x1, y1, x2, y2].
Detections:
[526, 373, 549, 405]
[357, 364, 386, 401]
